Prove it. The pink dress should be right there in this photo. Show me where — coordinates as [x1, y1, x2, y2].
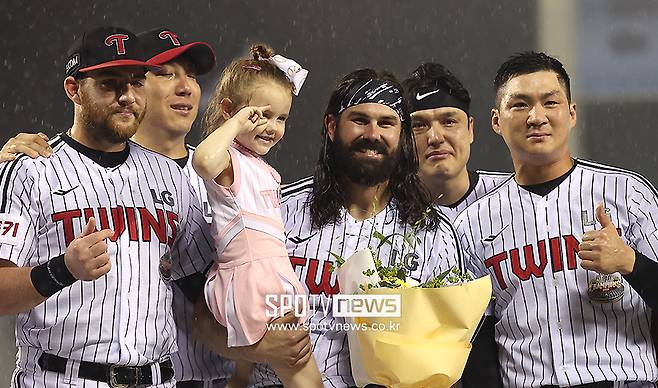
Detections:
[203, 143, 307, 347]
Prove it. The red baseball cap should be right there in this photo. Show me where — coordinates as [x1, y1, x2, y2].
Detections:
[137, 27, 216, 75]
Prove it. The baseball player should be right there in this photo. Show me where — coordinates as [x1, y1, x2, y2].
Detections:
[403, 62, 507, 387]
[0, 26, 214, 388]
[0, 27, 234, 388]
[2, 29, 314, 387]
[135, 27, 234, 388]
[455, 51, 658, 387]
[192, 68, 463, 387]
[402, 62, 510, 222]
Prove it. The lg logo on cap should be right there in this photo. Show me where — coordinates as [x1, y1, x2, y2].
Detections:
[105, 34, 130, 55]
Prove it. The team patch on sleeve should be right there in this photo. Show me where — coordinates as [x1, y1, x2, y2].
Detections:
[0, 213, 27, 245]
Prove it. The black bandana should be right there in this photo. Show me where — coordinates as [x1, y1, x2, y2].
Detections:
[338, 79, 405, 121]
[408, 86, 469, 116]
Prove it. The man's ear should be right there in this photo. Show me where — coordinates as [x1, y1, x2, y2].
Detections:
[64, 76, 82, 105]
[325, 114, 337, 141]
[491, 108, 502, 136]
[569, 102, 577, 128]
[220, 98, 234, 121]
[467, 116, 475, 144]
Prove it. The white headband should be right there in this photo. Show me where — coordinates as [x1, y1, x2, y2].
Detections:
[261, 54, 308, 96]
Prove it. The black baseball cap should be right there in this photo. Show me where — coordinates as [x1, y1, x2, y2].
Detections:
[137, 27, 216, 75]
[65, 26, 158, 78]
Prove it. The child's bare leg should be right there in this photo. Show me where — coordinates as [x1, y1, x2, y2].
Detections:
[271, 355, 323, 388]
[226, 360, 253, 388]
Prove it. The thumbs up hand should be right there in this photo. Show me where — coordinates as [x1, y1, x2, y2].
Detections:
[578, 204, 635, 275]
[64, 217, 114, 281]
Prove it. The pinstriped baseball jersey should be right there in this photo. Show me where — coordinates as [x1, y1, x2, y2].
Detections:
[437, 170, 510, 222]
[169, 144, 233, 383]
[454, 159, 658, 387]
[0, 134, 214, 387]
[251, 176, 463, 388]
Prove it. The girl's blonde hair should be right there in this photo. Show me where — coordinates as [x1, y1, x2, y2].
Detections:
[202, 44, 294, 136]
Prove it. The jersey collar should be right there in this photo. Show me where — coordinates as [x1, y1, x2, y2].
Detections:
[446, 170, 480, 208]
[61, 133, 130, 168]
[174, 153, 189, 169]
[519, 158, 578, 197]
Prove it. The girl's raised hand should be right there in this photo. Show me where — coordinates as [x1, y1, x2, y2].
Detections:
[232, 105, 271, 134]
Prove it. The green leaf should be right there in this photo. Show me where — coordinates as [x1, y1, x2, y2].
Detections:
[329, 251, 345, 267]
[373, 230, 387, 243]
[402, 232, 416, 248]
[375, 232, 398, 249]
[436, 268, 452, 281]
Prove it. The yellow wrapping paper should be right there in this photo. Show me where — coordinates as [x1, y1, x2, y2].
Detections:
[337, 249, 492, 388]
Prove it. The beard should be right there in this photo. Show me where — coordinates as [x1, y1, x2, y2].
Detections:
[79, 95, 144, 144]
[332, 137, 400, 186]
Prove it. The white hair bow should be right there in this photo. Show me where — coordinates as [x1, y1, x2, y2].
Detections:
[264, 54, 308, 96]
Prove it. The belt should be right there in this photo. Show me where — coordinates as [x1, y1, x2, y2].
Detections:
[176, 380, 228, 388]
[38, 352, 174, 387]
[176, 382, 205, 388]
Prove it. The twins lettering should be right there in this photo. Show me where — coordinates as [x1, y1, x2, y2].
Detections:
[485, 231, 621, 289]
[52, 206, 178, 246]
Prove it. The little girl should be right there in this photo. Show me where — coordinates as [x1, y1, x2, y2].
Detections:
[192, 45, 321, 387]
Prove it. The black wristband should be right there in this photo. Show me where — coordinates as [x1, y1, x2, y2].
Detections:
[30, 254, 77, 298]
[622, 250, 658, 310]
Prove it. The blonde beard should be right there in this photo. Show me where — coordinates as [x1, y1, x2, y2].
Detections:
[78, 91, 144, 144]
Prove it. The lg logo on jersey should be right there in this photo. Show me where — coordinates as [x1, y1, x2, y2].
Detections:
[151, 189, 175, 207]
[581, 207, 610, 229]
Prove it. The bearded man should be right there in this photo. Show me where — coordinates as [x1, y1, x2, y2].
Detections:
[195, 68, 464, 388]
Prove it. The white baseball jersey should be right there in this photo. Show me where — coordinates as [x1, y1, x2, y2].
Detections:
[437, 170, 510, 222]
[1, 134, 214, 388]
[251, 176, 463, 388]
[454, 159, 658, 387]
[169, 144, 234, 383]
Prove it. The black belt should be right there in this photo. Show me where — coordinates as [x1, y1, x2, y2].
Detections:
[176, 382, 205, 388]
[38, 352, 174, 387]
[176, 380, 228, 388]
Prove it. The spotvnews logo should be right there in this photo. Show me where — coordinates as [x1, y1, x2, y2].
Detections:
[264, 294, 401, 318]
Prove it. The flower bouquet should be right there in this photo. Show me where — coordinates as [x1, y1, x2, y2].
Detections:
[335, 236, 492, 388]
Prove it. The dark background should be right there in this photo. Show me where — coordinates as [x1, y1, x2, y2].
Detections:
[0, 1, 537, 182]
[2, 0, 658, 383]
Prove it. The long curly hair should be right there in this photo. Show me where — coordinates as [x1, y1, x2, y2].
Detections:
[309, 68, 441, 230]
